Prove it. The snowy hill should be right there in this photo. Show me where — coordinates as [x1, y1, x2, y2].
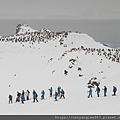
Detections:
[0, 24, 120, 115]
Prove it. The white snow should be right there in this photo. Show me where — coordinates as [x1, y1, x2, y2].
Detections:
[0, 25, 120, 115]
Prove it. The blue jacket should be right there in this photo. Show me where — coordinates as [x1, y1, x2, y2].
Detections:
[96, 87, 100, 93]
[49, 87, 52, 94]
[33, 91, 37, 99]
[21, 95, 24, 101]
[104, 90, 107, 94]
[54, 92, 58, 97]
[88, 88, 92, 94]
[57, 87, 61, 93]
[41, 90, 45, 96]
[104, 87, 107, 94]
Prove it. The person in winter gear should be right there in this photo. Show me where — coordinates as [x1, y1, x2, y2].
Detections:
[57, 86, 61, 97]
[60, 89, 65, 99]
[49, 87, 53, 97]
[113, 86, 117, 96]
[41, 90, 45, 100]
[95, 86, 100, 97]
[103, 86, 107, 96]
[88, 88, 92, 98]
[33, 90, 38, 102]
[20, 94, 24, 104]
[16, 91, 21, 102]
[8, 95, 12, 104]
[22, 90, 25, 101]
[54, 91, 58, 101]
[26, 90, 30, 100]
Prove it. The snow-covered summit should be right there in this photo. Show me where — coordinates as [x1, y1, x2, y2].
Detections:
[16, 24, 52, 35]
[0, 24, 104, 49]
[13, 24, 107, 49]
[0, 24, 111, 52]
[16, 24, 39, 34]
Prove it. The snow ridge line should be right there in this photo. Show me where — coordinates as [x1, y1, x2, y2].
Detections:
[58, 46, 120, 63]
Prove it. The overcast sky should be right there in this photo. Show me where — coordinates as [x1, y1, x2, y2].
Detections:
[0, 0, 120, 20]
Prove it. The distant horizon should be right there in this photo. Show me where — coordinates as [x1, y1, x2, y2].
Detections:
[0, 19, 120, 48]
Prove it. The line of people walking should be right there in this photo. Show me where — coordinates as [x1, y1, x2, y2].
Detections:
[8, 85, 118, 104]
[8, 86, 65, 104]
[88, 86, 117, 98]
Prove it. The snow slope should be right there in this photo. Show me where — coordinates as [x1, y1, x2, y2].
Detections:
[0, 25, 120, 115]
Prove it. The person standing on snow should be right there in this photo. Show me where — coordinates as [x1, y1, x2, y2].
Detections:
[33, 90, 38, 102]
[88, 88, 92, 98]
[22, 90, 25, 101]
[95, 86, 100, 97]
[60, 89, 65, 99]
[41, 90, 45, 100]
[49, 87, 53, 97]
[20, 93, 24, 104]
[26, 89, 30, 100]
[16, 91, 21, 102]
[54, 91, 58, 101]
[57, 86, 61, 97]
[103, 86, 107, 96]
[8, 94, 12, 104]
[112, 86, 117, 96]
